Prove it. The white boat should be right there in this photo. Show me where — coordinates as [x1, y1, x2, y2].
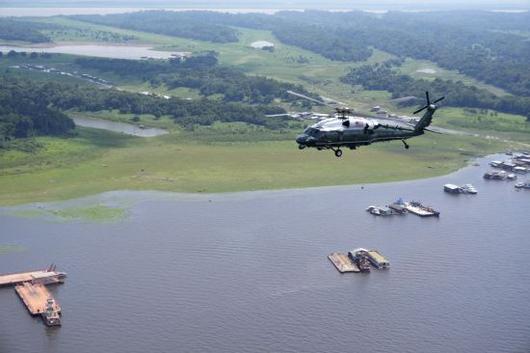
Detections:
[444, 184, 461, 194]
[461, 184, 478, 194]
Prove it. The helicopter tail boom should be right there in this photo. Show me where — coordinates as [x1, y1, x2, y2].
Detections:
[413, 91, 444, 133]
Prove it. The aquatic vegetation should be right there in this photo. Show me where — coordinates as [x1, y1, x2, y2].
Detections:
[0, 244, 25, 255]
[9, 204, 126, 223]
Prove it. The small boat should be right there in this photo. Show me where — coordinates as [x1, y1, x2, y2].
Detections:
[515, 182, 530, 189]
[461, 184, 478, 194]
[444, 184, 461, 194]
[366, 206, 393, 216]
[484, 170, 507, 180]
[507, 173, 517, 180]
[406, 201, 440, 217]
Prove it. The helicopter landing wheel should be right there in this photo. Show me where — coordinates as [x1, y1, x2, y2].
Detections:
[334, 149, 343, 158]
[402, 140, 410, 149]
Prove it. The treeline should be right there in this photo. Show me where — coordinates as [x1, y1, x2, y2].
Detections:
[0, 75, 290, 145]
[72, 11, 239, 43]
[0, 18, 57, 43]
[74, 53, 316, 105]
[0, 77, 75, 144]
[73, 10, 530, 96]
[341, 63, 530, 119]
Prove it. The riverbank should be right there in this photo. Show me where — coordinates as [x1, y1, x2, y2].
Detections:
[0, 126, 518, 206]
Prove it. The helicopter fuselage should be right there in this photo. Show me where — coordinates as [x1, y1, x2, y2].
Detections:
[294, 91, 442, 157]
[296, 116, 421, 155]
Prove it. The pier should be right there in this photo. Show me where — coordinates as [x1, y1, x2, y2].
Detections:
[0, 265, 66, 326]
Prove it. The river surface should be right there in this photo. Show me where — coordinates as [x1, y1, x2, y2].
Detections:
[0, 44, 186, 60]
[0, 154, 529, 353]
[72, 117, 168, 137]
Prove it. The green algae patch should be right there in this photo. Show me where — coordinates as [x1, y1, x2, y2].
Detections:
[0, 244, 25, 255]
[8, 204, 126, 223]
[51, 205, 126, 222]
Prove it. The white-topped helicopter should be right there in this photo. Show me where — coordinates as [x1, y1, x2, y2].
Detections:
[291, 90, 444, 157]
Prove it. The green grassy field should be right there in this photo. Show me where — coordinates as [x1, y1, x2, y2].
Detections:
[0, 125, 518, 206]
[1, 17, 528, 206]
[398, 58, 509, 96]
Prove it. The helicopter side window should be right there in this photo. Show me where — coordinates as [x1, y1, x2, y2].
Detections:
[304, 128, 320, 137]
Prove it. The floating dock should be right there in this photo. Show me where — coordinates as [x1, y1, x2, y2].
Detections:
[15, 282, 61, 315]
[328, 252, 360, 273]
[0, 266, 65, 326]
[0, 269, 65, 287]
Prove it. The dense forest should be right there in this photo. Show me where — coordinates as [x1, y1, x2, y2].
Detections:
[0, 77, 75, 144]
[72, 11, 239, 43]
[341, 62, 530, 119]
[229, 10, 530, 97]
[71, 10, 530, 97]
[0, 18, 56, 43]
[0, 75, 291, 146]
[75, 53, 316, 104]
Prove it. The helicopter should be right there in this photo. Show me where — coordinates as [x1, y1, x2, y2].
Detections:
[293, 91, 445, 157]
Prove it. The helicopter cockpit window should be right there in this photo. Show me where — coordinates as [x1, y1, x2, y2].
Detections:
[304, 128, 320, 136]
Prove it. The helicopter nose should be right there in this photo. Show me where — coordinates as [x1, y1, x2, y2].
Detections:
[296, 134, 307, 144]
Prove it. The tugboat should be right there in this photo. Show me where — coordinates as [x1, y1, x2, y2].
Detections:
[348, 249, 371, 273]
[42, 297, 61, 326]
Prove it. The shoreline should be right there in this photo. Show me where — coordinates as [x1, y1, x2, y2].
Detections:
[0, 153, 502, 209]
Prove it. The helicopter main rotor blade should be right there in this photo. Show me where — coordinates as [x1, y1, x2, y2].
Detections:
[424, 128, 443, 134]
[432, 96, 445, 104]
[265, 113, 291, 117]
[413, 105, 429, 115]
[286, 90, 335, 108]
[425, 91, 430, 105]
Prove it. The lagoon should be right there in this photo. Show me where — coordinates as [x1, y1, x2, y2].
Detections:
[0, 154, 529, 353]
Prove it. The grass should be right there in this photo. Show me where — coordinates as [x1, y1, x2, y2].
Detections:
[1, 17, 527, 206]
[0, 125, 516, 206]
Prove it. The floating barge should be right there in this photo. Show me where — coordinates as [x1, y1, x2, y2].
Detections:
[404, 201, 440, 217]
[444, 184, 478, 195]
[366, 250, 390, 269]
[329, 249, 389, 273]
[0, 265, 65, 326]
[328, 252, 360, 273]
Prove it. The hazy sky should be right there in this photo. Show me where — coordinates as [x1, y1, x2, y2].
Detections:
[3, 0, 529, 10]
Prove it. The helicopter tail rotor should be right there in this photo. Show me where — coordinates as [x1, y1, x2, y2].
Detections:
[412, 91, 445, 132]
[413, 91, 445, 115]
